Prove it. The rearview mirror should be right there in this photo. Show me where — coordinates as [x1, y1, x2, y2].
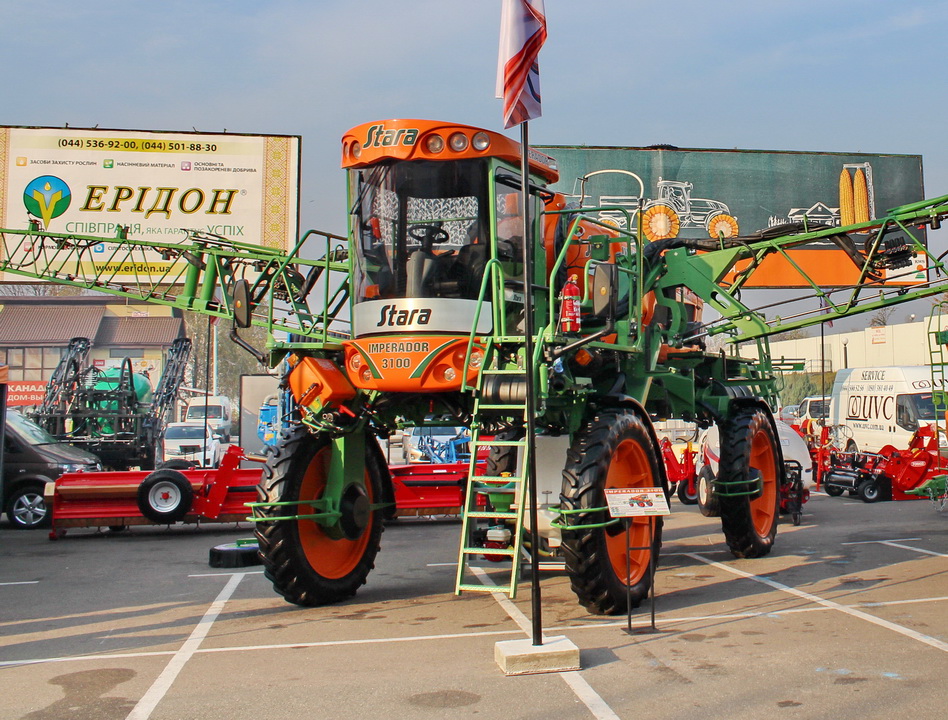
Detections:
[591, 264, 617, 318]
[232, 279, 252, 328]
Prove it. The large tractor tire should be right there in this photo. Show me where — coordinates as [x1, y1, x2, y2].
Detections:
[254, 425, 386, 606]
[717, 405, 782, 558]
[560, 410, 666, 615]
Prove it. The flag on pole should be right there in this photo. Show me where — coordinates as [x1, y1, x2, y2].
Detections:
[496, 0, 547, 129]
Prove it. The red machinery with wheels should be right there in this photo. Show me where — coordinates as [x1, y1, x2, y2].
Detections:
[660, 437, 698, 504]
[821, 425, 947, 503]
[46, 446, 264, 537]
[46, 443, 487, 535]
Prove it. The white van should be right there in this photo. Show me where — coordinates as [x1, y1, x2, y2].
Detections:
[183, 396, 233, 442]
[830, 366, 943, 453]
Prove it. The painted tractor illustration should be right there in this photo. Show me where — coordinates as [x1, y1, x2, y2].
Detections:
[1, 119, 946, 617]
[642, 178, 740, 241]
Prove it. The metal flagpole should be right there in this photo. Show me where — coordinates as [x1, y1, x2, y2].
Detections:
[519, 120, 543, 647]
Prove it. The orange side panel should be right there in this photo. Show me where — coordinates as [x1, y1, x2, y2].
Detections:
[288, 357, 356, 408]
[725, 249, 924, 288]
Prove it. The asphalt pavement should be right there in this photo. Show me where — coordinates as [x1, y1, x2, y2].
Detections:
[1, 491, 946, 720]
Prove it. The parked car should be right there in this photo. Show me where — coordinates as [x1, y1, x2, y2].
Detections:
[161, 422, 223, 468]
[778, 404, 800, 424]
[797, 396, 830, 426]
[3, 410, 101, 528]
[401, 425, 469, 463]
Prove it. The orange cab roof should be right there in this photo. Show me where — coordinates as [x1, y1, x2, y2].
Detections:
[340, 119, 559, 183]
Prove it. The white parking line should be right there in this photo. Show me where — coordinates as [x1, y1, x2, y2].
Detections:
[0, 581, 39, 586]
[470, 567, 620, 720]
[839, 538, 948, 558]
[124, 572, 246, 720]
[685, 553, 948, 653]
[878, 540, 947, 558]
[4, 591, 946, 670]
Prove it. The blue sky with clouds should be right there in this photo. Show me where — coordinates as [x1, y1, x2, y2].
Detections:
[3, 0, 947, 248]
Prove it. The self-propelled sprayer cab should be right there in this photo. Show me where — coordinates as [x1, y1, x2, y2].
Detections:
[339, 119, 560, 394]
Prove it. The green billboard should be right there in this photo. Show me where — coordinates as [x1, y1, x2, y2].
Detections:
[536, 145, 925, 288]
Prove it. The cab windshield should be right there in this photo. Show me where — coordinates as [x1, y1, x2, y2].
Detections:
[350, 159, 492, 302]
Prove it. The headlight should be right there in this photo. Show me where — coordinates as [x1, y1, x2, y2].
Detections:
[62, 463, 89, 473]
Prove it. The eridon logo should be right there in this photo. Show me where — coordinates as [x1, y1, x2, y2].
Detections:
[377, 304, 431, 327]
[364, 124, 419, 149]
[23, 175, 72, 229]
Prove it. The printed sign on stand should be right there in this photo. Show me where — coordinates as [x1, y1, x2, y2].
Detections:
[604, 487, 670, 635]
[604, 487, 670, 518]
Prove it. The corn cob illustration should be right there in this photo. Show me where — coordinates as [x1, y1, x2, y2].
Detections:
[839, 168, 855, 226]
[853, 168, 870, 224]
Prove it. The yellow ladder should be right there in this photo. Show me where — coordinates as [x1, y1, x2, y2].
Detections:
[928, 302, 948, 443]
[455, 342, 531, 598]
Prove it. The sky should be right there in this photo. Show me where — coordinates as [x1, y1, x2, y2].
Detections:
[3, 0, 948, 328]
[4, 1, 947, 232]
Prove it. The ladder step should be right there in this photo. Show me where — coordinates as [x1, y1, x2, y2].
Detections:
[473, 477, 522, 485]
[457, 583, 514, 593]
[477, 404, 527, 411]
[464, 511, 518, 519]
[460, 547, 516, 556]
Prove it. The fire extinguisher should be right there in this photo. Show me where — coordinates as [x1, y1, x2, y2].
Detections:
[560, 274, 581, 333]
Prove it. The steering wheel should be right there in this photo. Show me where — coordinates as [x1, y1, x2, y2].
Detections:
[408, 224, 449, 252]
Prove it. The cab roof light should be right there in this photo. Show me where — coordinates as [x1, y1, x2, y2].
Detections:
[425, 134, 445, 154]
[448, 132, 469, 152]
[472, 132, 490, 151]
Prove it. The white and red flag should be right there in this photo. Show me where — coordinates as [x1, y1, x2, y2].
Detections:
[496, 0, 547, 129]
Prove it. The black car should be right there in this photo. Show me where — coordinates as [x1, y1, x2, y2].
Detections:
[3, 410, 101, 528]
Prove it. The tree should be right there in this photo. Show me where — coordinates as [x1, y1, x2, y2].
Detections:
[780, 371, 836, 406]
[770, 328, 810, 342]
[869, 306, 895, 327]
[183, 311, 271, 407]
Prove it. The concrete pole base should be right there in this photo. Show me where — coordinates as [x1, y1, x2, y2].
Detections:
[494, 635, 581, 675]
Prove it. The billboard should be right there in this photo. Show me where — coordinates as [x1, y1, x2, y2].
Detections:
[536, 145, 926, 288]
[0, 126, 300, 282]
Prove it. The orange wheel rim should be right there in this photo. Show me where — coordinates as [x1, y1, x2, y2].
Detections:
[749, 427, 777, 537]
[604, 438, 654, 585]
[297, 446, 374, 579]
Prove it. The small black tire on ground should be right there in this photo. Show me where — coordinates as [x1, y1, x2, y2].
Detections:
[857, 479, 881, 503]
[676, 478, 699, 505]
[824, 484, 845, 497]
[137, 470, 194, 524]
[108, 525, 128, 533]
[209, 540, 262, 568]
[697, 466, 720, 517]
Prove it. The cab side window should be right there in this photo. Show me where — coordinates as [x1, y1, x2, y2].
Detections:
[895, 394, 918, 432]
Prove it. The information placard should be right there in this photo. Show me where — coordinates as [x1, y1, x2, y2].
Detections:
[604, 487, 670, 518]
